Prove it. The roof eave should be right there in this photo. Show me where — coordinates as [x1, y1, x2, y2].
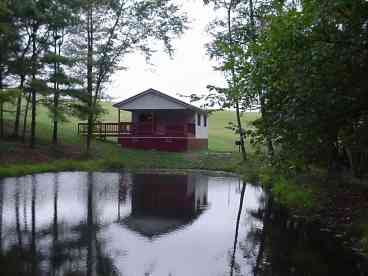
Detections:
[112, 88, 207, 113]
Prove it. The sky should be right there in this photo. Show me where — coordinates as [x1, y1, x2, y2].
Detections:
[108, 1, 225, 102]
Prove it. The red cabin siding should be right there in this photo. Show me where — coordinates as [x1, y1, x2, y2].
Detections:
[118, 137, 208, 152]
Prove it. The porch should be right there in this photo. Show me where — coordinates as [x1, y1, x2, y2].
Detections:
[77, 121, 205, 152]
[77, 122, 196, 138]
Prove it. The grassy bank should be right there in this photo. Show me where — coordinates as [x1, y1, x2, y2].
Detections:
[259, 164, 368, 256]
[0, 137, 259, 179]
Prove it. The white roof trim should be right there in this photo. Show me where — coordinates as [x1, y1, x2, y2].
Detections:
[113, 88, 206, 113]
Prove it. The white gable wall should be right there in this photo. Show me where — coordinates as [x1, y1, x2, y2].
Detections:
[195, 112, 208, 139]
[119, 93, 186, 110]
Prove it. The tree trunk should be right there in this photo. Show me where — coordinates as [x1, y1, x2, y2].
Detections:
[86, 2, 94, 154]
[30, 88, 36, 148]
[327, 131, 340, 175]
[30, 25, 38, 148]
[0, 102, 3, 138]
[235, 101, 247, 161]
[52, 95, 59, 145]
[260, 96, 274, 159]
[227, 4, 247, 161]
[22, 92, 31, 142]
[13, 75, 25, 137]
[0, 67, 3, 138]
[52, 36, 59, 145]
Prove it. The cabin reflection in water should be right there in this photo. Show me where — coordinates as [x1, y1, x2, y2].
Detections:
[119, 173, 208, 238]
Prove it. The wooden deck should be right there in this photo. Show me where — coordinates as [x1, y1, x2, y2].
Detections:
[77, 122, 196, 138]
[78, 122, 207, 151]
[78, 122, 133, 138]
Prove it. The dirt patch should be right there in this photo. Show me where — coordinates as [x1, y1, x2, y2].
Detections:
[0, 139, 84, 165]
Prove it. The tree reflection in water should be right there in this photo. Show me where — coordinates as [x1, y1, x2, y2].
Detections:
[246, 195, 367, 276]
[0, 173, 119, 276]
[230, 181, 246, 276]
[0, 172, 365, 276]
[0, 179, 3, 254]
[229, 182, 266, 276]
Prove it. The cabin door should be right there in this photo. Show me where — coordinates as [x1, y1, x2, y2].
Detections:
[138, 112, 155, 134]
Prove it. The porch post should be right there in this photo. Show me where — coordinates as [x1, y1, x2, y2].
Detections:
[118, 109, 121, 134]
[151, 111, 154, 134]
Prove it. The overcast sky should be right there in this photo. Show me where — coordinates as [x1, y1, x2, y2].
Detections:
[108, 1, 225, 102]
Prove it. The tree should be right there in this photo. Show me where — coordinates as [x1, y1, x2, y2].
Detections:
[0, 89, 20, 137]
[251, 0, 368, 175]
[204, 0, 261, 161]
[42, 0, 79, 145]
[74, 0, 187, 153]
[27, 0, 51, 148]
[0, 0, 14, 138]
[6, 3, 33, 138]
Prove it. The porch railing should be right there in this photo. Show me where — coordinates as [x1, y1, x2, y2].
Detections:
[78, 122, 133, 137]
[78, 122, 195, 137]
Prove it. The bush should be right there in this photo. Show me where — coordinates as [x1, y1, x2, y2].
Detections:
[272, 176, 315, 211]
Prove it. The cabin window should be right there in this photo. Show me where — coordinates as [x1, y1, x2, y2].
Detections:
[197, 113, 201, 126]
[204, 114, 207, 127]
[139, 113, 153, 122]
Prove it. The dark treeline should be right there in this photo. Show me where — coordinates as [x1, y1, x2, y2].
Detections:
[205, 0, 368, 177]
[0, 0, 187, 152]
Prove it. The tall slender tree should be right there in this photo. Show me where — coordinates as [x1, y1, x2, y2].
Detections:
[205, 0, 260, 161]
[8, 12, 33, 138]
[74, 0, 187, 153]
[0, 1, 14, 138]
[40, 0, 80, 145]
[20, 0, 53, 148]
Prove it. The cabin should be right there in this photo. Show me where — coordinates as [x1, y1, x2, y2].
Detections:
[79, 88, 208, 152]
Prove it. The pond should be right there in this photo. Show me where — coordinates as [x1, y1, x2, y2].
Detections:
[0, 171, 366, 276]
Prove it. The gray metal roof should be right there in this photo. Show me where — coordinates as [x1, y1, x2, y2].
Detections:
[113, 88, 206, 113]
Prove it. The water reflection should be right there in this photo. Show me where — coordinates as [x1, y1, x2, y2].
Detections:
[254, 197, 368, 276]
[120, 174, 208, 239]
[0, 172, 365, 276]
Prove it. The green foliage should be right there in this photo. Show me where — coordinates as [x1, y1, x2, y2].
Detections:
[0, 88, 21, 104]
[361, 224, 368, 255]
[205, 0, 260, 110]
[205, 0, 261, 160]
[272, 176, 315, 211]
[250, 0, 368, 175]
[258, 165, 276, 188]
[353, 214, 368, 256]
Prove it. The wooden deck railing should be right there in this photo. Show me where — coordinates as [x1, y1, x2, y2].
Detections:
[78, 122, 133, 137]
[78, 122, 195, 137]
